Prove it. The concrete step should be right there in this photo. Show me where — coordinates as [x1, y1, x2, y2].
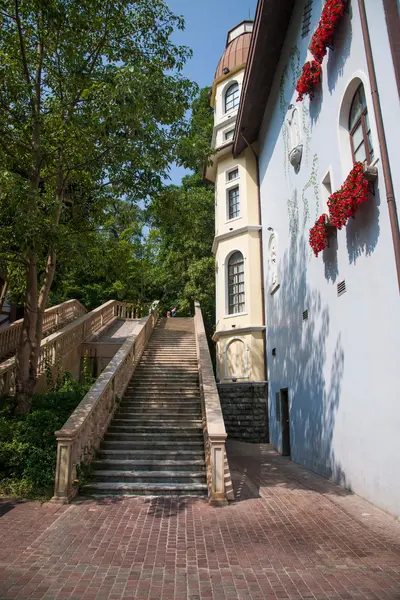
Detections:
[108, 423, 202, 433]
[126, 389, 199, 395]
[99, 449, 205, 459]
[92, 459, 206, 471]
[115, 412, 201, 420]
[81, 482, 207, 497]
[119, 399, 201, 406]
[104, 431, 203, 441]
[111, 418, 202, 426]
[128, 383, 199, 389]
[101, 440, 204, 450]
[133, 373, 199, 386]
[91, 470, 206, 483]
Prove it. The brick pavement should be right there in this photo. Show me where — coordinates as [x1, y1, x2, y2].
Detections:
[1, 441, 399, 600]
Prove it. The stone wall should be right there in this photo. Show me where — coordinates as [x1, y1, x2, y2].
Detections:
[217, 382, 268, 443]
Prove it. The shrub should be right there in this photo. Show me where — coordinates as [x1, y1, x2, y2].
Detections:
[0, 374, 89, 500]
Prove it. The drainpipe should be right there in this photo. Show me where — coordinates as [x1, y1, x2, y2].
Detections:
[358, 0, 400, 293]
[240, 132, 268, 383]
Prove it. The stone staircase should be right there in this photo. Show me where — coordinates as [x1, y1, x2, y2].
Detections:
[83, 317, 207, 497]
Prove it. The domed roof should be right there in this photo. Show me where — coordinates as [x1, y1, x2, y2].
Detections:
[214, 31, 252, 81]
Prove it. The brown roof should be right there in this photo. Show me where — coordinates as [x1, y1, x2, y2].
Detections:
[214, 32, 252, 80]
[233, 0, 295, 156]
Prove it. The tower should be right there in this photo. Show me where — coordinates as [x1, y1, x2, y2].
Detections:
[206, 21, 266, 387]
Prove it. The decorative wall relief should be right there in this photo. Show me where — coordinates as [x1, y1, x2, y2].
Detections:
[279, 47, 303, 181]
[288, 107, 303, 172]
[301, 153, 320, 226]
[268, 234, 280, 294]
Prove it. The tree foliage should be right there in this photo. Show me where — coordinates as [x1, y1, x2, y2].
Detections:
[0, 0, 196, 411]
[145, 86, 215, 324]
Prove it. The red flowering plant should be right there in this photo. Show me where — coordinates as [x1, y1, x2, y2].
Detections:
[296, 60, 322, 101]
[309, 214, 330, 257]
[310, 0, 346, 62]
[296, 0, 346, 102]
[327, 162, 369, 229]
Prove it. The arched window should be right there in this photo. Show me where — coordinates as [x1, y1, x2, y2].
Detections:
[228, 251, 245, 314]
[225, 82, 239, 113]
[349, 84, 374, 164]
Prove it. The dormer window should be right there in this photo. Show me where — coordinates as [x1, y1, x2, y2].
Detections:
[225, 82, 239, 113]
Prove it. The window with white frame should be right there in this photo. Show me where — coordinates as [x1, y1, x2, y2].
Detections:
[225, 82, 239, 113]
[224, 129, 235, 141]
[227, 186, 240, 220]
[228, 252, 245, 314]
[349, 84, 374, 164]
[227, 168, 239, 182]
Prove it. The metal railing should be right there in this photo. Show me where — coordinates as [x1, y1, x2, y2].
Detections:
[52, 302, 159, 503]
[194, 301, 233, 504]
[0, 299, 87, 361]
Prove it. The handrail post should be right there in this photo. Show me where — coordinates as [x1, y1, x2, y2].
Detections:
[210, 435, 226, 503]
[53, 434, 76, 503]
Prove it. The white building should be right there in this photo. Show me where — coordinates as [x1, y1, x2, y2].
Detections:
[229, 0, 400, 516]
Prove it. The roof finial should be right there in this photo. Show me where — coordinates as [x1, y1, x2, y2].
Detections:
[248, 6, 251, 19]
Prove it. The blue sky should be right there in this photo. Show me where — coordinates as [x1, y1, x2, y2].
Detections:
[166, 0, 258, 185]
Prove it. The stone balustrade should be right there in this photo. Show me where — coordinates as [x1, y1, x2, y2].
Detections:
[194, 301, 233, 504]
[0, 299, 87, 361]
[52, 303, 159, 503]
[0, 300, 120, 398]
[115, 302, 142, 320]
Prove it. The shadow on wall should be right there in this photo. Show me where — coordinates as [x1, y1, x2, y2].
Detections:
[346, 186, 381, 264]
[327, 5, 353, 95]
[268, 237, 347, 487]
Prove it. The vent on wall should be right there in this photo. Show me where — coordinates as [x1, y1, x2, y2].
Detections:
[302, 309, 309, 321]
[337, 280, 347, 296]
[301, 0, 313, 38]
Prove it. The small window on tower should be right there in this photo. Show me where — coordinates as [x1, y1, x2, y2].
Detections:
[228, 168, 239, 182]
[224, 129, 234, 141]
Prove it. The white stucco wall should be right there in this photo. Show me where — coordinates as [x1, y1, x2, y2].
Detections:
[258, 0, 400, 516]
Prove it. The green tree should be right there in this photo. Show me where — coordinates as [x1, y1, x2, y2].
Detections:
[0, 0, 196, 413]
[145, 86, 215, 324]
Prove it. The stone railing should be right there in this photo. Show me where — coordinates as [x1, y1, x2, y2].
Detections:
[0, 300, 118, 398]
[0, 299, 87, 361]
[52, 302, 159, 503]
[194, 301, 234, 504]
[115, 302, 143, 320]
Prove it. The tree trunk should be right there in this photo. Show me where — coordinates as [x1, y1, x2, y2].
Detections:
[0, 279, 8, 314]
[14, 254, 39, 414]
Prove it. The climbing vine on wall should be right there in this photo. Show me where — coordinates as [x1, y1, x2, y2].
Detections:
[301, 103, 312, 167]
[287, 190, 299, 250]
[282, 122, 291, 183]
[279, 46, 301, 116]
[301, 153, 320, 226]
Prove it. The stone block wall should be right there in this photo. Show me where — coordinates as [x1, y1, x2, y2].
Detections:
[217, 382, 269, 443]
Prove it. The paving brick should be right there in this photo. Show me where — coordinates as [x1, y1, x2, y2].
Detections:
[1, 442, 400, 599]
